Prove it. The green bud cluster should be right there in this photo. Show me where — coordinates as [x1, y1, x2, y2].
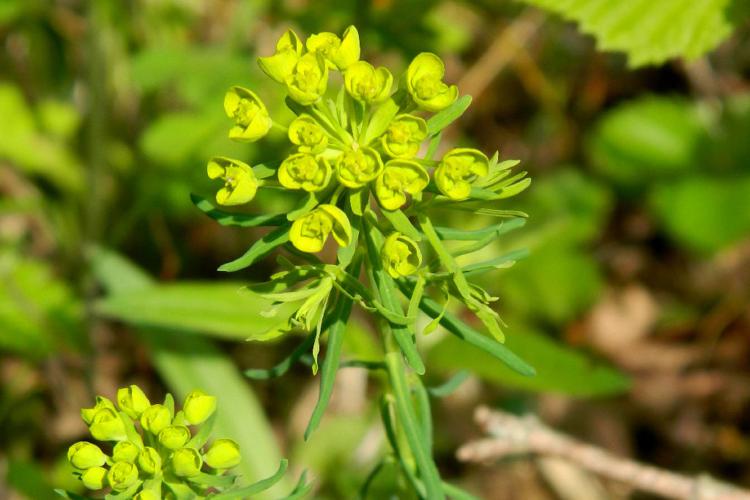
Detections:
[65, 386, 246, 499]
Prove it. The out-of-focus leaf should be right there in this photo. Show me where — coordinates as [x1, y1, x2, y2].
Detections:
[587, 97, 705, 187]
[95, 281, 296, 340]
[650, 176, 750, 254]
[429, 329, 630, 397]
[7, 459, 59, 500]
[0, 251, 83, 358]
[90, 248, 289, 497]
[139, 111, 225, 168]
[521, 0, 736, 67]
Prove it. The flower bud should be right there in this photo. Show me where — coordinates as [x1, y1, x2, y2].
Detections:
[382, 233, 423, 278]
[183, 390, 216, 425]
[137, 447, 162, 476]
[290, 204, 352, 253]
[140, 404, 171, 435]
[112, 441, 139, 463]
[67, 441, 106, 470]
[406, 52, 458, 112]
[207, 157, 259, 207]
[171, 448, 202, 478]
[107, 461, 139, 492]
[117, 385, 150, 419]
[80, 466, 107, 490]
[158, 425, 191, 450]
[344, 61, 392, 104]
[89, 408, 127, 442]
[81, 396, 116, 425]
[204, 439, 241, 469]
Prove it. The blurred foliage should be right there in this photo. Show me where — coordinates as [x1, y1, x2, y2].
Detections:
[1, 0, 750, 498]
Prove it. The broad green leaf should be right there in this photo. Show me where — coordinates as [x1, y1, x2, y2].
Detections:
[587, 97, 705, 188]
[650, 176, 750, 254]
[429, 328, 629, 397]
[521, 0, 736, 67]
[95, 281, 296, 340]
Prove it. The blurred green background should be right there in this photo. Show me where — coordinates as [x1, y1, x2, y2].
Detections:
[2, 1, 750, 498]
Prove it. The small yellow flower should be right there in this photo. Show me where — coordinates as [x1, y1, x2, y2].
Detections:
[140, 404, 171, 435]
[224, 87, 272, 142]
[278, 153, 332, 192]
[207, 157, 259, 206]
[80, 466, 107, 490]
[116, 385, 150, 420]
[375, 160, 429, 211]
[406, 52, 458, 112]
[107, 462, 139, 491]
[286, 53, 328, 106]
[158, 425, 191, 450]
[81, 396, 116, 425]
[137, 447, 162, 476]
[344, 61, 392, 104]
[288, 114, 328, 154]
[67, 442, 106, 470]
[172, 448, 203, 478]
[204, 439, 241, 469]
[112, 441, 140, 463]
[258, 29, 304, 83]
[335, 147, 383, 188]
[382, 233, 422, 278]
[306, 25, 360, 70]
[290, 204, 352, 253]
[183, 389, 217, 425]
[89, 408, 127, 442]
[381, 114, 427, 159]
[434, 148, 489, 200]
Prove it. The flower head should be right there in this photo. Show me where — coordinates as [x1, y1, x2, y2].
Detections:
[288, 114, 328, 153]
[382, 233, 422, 278]
[117, 384, 150, 420]
[258, 29, 303, 83]
[381, 114, 427, 159]
[286, 53, 328, 105]
[406, 52, 458, 112]
[344, 61, 392, 104]
[204, 439, 241, 469]
[279, 153, 332, 192]
[306, 25, 360, 70]
[375, 160, 429, 210]
[68, 442, 106, 470]
[207, 156, 259, 206]
[290, 204, 352, 253]
[224, 87, 272, 142]
[434, 148, 489, 200]
[183, 389, 217, 425]
[335, 147, 383, 188]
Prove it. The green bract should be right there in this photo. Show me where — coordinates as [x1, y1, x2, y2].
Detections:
[406, 52, 458, 112]
[207, 156, 259, 206]
[279, 153, 332, 192]
[290, 204, 352, 253]
[382, 114, 427, 159]
[224, 86, 272, 142]
[289, 114, 328, 153]
[63, 387, 271, 499]
[286, 52, 328, 105]
[306, 25, 360, 70]
[335, 147, 383, 188]
[434, 148, 489, 200]
[376, 159, 429, 211]
[344, 61, 392, 104]
[382, 232, 422, 278]
[199, 25, 532, 500]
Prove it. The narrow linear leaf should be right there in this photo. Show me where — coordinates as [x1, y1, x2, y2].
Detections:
[434, 218, 526, 241]
[210, 460, 288, 499]
[191, 193, 286, 227]
[427, 370, 471, 398]
[426, 95, 472, 135]
[381, 209, 422, 242]
[218, 225, 291, 273]
[244, 332, 316, 380]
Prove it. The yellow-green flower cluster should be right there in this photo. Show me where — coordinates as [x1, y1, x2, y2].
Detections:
[67, 386, 242, 498]
[206, 25, 504, 273]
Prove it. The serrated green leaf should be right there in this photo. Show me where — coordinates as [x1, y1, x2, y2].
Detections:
[522, 0, 735, 67]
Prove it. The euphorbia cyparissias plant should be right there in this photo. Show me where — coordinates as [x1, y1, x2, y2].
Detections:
[195, 25, 534, 499]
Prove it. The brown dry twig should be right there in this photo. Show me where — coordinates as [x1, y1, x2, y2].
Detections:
[457, 407, 750, 500]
